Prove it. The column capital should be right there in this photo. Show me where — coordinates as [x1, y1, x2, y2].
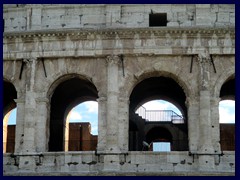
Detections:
[197, 51, 211, 65]
[106, 55, 121, 66]
[23, 57, 37, 67]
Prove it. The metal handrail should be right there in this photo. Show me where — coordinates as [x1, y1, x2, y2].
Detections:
[136, 106, 184, 123]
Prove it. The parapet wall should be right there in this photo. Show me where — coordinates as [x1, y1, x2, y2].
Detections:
[3, 151, 235, 175]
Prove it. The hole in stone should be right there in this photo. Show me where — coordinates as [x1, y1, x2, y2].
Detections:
[149, 13, 167, 27]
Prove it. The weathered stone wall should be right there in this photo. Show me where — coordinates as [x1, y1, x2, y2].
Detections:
[3, 151, 235, 175]
[3, 4, 235, 32]
[3, 4, 235, 175]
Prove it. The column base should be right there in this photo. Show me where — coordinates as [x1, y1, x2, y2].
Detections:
[18, 156, 36, 172]
[198, 155, 215, 172]
[103, 155, 120, 171]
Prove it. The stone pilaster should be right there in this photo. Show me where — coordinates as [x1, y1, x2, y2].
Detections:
[198, 90, 214, 153]
[3, 111, 11, 153]
[22, 58, 37, 153]
[18, 58, 37, 172]
[105, 55, 121, 153]
[186, 97, 199, 153]
[35, 97, 49, 152]
[97, 96, 107, 152]
[14, 98, 25, 153]
[197, 51, 215, 171]
[211, 97, 221, 153]
[197, 51, 214, 153]
[118, 97, 130, 152]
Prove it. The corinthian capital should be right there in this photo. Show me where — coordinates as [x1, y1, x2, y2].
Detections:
[106, 55, 121, 66]
[197, 51, 211, 65]
[23, 57, 37, 67]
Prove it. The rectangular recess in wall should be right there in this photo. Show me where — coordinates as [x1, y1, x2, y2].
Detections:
[149, 13, 167, 27]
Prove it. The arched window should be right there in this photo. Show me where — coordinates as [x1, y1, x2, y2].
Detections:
[219, 78, 235, 151]
[3, 81, 17, 153]
[48, 77, 98, 152]
[3, 108, 17, 153]
[129, 76, 188, 151]
[145, 127, 172, 152]
[136, 100, 182, 152]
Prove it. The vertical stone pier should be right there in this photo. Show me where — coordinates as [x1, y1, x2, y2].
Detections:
[104, 55, 121, 171]
[197, 52, 215, 171]
[18, 58, 37, 172]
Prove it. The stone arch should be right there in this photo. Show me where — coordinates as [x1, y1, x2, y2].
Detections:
[216, 70, 235, 151]
[212, 67, 235, 98]
[129, 73, 188, 118]
[128, 70, 189, 151]
[145, 126, 173, 145]
[47, 73, 99, 152]
[3, 74, 21, 96]
[47, 73, 100, 99]
[3, 79, 17, 153]
[124, 69, 193, 101]
[3, 79, 17, 118]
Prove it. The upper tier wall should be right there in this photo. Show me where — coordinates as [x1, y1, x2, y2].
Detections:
[3, 4, 235, 32]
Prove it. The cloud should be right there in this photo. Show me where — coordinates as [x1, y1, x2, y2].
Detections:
[68, 111, 82, 121]
[68, 101, 99, 134]
[142, 100, 169, 110]
[84, 101, 98, 114]
[219, 100, 235, 123]
[141, 100, 181, 114]
[91, 126, 98, 135]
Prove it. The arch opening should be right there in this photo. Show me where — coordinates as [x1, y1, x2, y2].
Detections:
[219, 78, 235, 151]
[145, 127, 172, 152]
[49, 77, 98, 152]
[65, 101, 98, 151]
[129, 76, 188, 151]
[3, 81, 17, 153]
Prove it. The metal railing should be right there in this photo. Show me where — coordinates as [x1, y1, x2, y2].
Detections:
[136, 106, 184, 123]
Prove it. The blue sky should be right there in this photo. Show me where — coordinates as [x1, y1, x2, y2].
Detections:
[67, 101, 98, 135]
[6, 99, 235, 133]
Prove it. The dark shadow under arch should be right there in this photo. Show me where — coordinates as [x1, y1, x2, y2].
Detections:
[3, 81, 17, 153]
[129, 76, 188, 151]
[219, 77, 235, 151]
[49, 77, 98, 151]
[3, 81, 17, 117]
[146, 127, 172, 144]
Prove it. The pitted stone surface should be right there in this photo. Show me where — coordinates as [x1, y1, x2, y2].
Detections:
[3, 4, 235, 176]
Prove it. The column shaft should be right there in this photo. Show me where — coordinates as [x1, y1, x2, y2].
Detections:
[105, 55, 120, 152]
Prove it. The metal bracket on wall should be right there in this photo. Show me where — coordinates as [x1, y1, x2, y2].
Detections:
[210, 54, 217, 73]
[188, 151, 224, 163]
[19, 59, 25, 80]
[41, 57, 47, 77]
[190, 55, 195, 73]
[120, 54, 125, 77]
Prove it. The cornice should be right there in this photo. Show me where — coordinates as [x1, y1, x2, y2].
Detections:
[3, 27, 235, 41]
